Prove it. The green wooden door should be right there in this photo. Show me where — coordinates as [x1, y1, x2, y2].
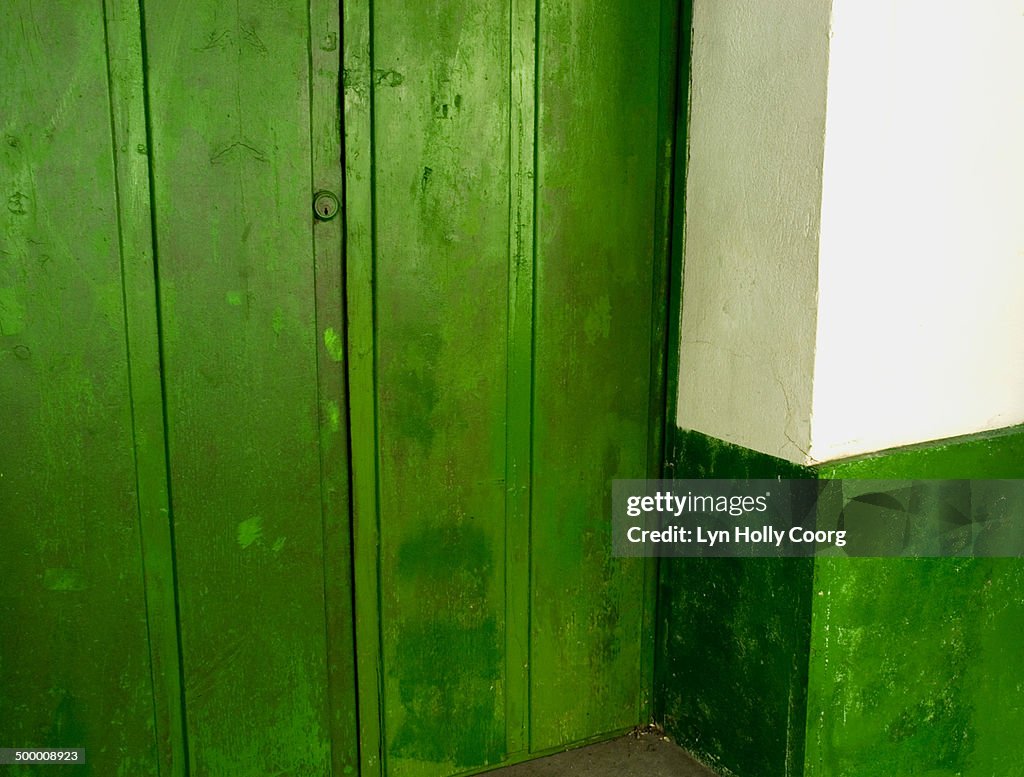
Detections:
[3, 1, 674, 773]
[140, 0, 358, 774]
[343, 1, 673, 775]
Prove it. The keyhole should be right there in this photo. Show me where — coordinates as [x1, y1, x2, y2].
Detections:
[313, 191, 338, 220]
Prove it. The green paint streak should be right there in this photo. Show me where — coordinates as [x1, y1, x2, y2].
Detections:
[324, 399, 341, 433]
[225, 290, 243, 306]
[236, 516, 263, 549]
[272, 307, 285, 335]
[390, 525, 504, 769]
[43, 568, 87, 592]
[582, 294, 611, 344]
[323, 326, 344, 362]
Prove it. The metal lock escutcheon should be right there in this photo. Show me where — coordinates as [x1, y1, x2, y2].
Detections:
[313, 190, 339, 221]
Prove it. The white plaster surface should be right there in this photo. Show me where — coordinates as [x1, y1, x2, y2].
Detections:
[809, 0, 1024, 461]
[676, 0, 832, 462]
[677, 0, 1024, 463]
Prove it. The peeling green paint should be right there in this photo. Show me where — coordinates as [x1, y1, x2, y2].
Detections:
[323, 326, 344, 362]
[236, 516, 263, 549]
[324, 398, 341, 433]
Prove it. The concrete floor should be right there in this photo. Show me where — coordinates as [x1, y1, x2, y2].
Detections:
[492, 733, 720, 777]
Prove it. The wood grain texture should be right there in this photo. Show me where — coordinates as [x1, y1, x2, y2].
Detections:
[309, 1, 361, 775]
[505, 0, 537, 757]
[345, 0, 674, 773]
[370, 2, 512, 775]
[341, 0, 384, 773]
[105, 0, 187, 771]
[142, 1, 354, 773]
[529, 0, 664, 749]
[0, 1, 167, 773]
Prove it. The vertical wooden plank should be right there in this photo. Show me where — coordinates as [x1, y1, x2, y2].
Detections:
[369, 2, 512, 776]
[103, 0, 186, 772]
[142, 0, 352, 772]
[0, 1, 164, 773]
[506, 0, 538, 758]
[530, 0, 664, 749]
[341, 0, 385, 775]
[309, 1, 360, 775]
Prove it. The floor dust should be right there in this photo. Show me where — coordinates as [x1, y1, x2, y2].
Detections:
[490, 733, 720, 777]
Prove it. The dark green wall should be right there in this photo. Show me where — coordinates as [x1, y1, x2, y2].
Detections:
[656, 426, 1024, 777]
[656, 431, 815, 777]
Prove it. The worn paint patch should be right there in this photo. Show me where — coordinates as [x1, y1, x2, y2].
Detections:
[805, 559, 985, 777]
[324, 399, 341, 433]
[390, 525, 504, 768]
[374, 68, 405, 87]
[323, 327, 343, 362]
[236, 516, 263, 549]
[0, 287, 26, 336]
[43, 568, 87, 592]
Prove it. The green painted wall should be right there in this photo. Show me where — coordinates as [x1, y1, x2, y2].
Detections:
[656, 431, 815, 777]
[807, 427, 1024, 777]
[657, 426, 1024, 777]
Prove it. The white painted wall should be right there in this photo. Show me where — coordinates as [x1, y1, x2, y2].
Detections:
[675, 0, 832, 462]
[677, 0, 1024, 464]
[809, 0, 1024, 461]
